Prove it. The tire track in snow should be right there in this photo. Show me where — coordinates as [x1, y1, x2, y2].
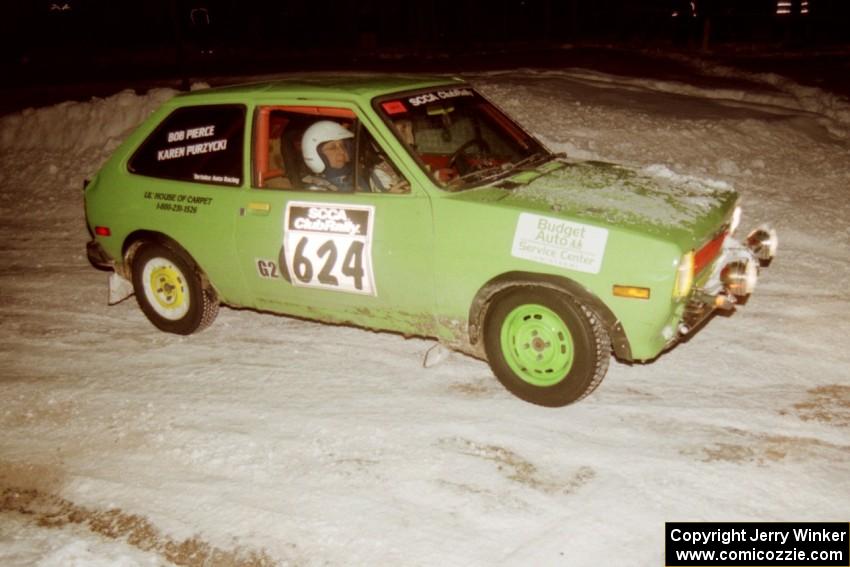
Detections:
[0, 462, 283, 567]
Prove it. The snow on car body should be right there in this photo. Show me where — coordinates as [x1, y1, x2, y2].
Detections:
[84, 76, 777, 406]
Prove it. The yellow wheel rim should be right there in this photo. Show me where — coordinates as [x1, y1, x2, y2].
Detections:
[142, 257, 190, 321]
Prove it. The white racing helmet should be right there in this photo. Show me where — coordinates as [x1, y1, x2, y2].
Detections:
[301, 120, 354, 173]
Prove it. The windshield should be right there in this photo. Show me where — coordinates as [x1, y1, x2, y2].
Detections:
[375, 86, 549, 190]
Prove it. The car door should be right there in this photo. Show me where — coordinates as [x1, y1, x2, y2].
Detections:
[233, 103, 437, 336]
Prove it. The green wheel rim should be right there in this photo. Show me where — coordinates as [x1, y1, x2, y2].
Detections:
[499, 303, 575, 387]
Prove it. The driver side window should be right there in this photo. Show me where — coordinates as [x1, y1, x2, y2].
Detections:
[253, 106, 409, 194]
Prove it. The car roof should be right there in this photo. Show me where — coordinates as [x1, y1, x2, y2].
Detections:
[172, 74, 463, 105]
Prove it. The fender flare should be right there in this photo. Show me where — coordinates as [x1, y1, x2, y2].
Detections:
[468, 271, 633, 362]
[120, 230, 215, 292]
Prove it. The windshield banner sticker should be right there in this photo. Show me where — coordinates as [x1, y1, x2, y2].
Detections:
[282, 202, 376, 295]
[511, 213, 608, 274]
[407, 88, 475, 107]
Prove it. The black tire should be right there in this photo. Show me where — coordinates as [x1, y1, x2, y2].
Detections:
[483, 287, 610, 407]
[131, 242, 219, 335]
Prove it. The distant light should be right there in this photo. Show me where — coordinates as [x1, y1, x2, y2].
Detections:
[671, 3, 697, 18]
[776, 0, 808, 16]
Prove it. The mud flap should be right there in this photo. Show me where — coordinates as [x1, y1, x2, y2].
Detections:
[108, 272, 134, 305]
[423, 342, 451, 368]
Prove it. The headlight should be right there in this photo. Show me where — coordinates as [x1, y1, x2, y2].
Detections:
[721, 259, 759, 297]
[673, 251, 694, 299]
[746, 225, 778, 262]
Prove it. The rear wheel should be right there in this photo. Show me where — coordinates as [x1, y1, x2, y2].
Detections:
[131, 242, 219, 335]
[483, 287, 610, 407]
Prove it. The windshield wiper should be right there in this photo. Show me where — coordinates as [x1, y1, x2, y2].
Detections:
[447, 152, 563, 190]
[505, 151, 559, 174]
[449, 163, 514, 188]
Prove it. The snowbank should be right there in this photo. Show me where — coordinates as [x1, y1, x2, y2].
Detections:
[671, 53, 850, 137]
[0, 89, 177, 154]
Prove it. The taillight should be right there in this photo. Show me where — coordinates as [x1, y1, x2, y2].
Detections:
[94, 226, 111, 237]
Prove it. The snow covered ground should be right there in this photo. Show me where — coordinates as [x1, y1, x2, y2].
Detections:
[1, 57, 849, 566]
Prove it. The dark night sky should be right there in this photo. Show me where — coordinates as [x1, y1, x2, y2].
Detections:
[1, 1, 848, 104]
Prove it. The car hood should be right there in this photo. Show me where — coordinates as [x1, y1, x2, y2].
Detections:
[481, 159, 738, 248]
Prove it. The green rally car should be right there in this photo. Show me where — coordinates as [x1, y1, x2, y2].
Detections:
[84, 76, 778, 406]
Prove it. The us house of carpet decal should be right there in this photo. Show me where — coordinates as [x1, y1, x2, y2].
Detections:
[511, 212, 609, 274]
[282, 202, 376, 295]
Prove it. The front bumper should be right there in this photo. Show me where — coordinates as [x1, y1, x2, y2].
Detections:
[680, 224, 778, 335]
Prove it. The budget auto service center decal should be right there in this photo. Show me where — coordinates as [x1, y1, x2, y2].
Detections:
[282, 201, 376, 295]
[511, 213, 609, 274]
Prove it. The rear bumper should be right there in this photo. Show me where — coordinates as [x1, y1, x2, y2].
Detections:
[87, 239, 135, 304]
[86, 239, 113, 270]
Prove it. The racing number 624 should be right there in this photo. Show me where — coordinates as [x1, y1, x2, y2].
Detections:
[292, 236, 365, 291]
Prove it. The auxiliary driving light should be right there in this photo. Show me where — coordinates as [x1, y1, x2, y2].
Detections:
[721, 260, 758, 297]
[746, 225, 778, 263]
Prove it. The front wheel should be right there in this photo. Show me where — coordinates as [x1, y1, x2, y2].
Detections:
[483, 288, 610, 407]
[131, 242, 219, 335]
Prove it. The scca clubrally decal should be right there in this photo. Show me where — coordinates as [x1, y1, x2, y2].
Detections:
[282, 202, 376, 296]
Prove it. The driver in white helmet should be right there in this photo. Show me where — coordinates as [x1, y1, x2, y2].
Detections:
[301, 120, 357, 192]
[301, 120, 408, 193]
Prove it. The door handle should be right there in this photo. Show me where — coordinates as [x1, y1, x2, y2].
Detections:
[244, 202, 271, 216]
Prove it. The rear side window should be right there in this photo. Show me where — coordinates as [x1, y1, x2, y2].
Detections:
[129, 104, 246, 186]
